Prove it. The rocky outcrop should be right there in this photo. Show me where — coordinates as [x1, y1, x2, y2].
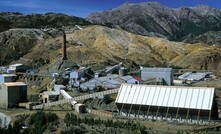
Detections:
[0, 28, 47, 65]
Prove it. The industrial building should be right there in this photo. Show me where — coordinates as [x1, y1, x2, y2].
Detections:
[0, 74, 17, 84]
[115, 84, 217, 124]
[7, 63, 32, 73]
[141, 68, 173, 86]
[41, 91, 59, 103]
[0, 82, 27, 108]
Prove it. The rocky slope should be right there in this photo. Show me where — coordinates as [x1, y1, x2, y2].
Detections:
[0, 12, 91, 32]
[182, 31, 221, 45]
[8, 25, 221, 73]
[87, 2, 221, 44]
[0, 28, 48, 65]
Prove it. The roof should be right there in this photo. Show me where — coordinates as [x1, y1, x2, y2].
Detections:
[43, 91, 59, 96]
[119, 75, 134, 81]
[0, 74, 17, 77]
[134, 77, 142, 81]
[178, 72, 212, 81]
[9, 64, 23, 67]
[3, 82, 26, 86]
[116, 84, 215, 110]
[141, 68, 172, 72]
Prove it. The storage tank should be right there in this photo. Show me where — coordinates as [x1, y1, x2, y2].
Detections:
[75, 103, 86, 113]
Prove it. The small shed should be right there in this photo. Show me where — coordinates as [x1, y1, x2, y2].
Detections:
[0, 82, 27, 109]
[41, 91, 59, 103]
[75, 103, 86, 113]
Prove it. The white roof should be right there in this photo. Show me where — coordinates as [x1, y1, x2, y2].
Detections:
[142, 68, 172, 72]
[178, 72, 212, 81]
[3, 82, 26, 86]
[43, 91, 59, 96]
[9, 63, 23, 67]
[116, 84, 215, 110]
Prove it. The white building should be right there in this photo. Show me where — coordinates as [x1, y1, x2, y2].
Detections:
[0, 82, 27, 109]
[69, 69, 84, 87]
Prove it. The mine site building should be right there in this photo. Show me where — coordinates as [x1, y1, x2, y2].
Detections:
[0, 74, 17, 84]
[0, 82, 27, 109]
[141, 68, 173, 86]
[8, 63, 32, 73]
[115, 84, 217, 125]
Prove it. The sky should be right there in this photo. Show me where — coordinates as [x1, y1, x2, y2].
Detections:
[0, 0, 221, 18]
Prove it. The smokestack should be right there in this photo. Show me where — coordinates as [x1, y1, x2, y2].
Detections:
[62, 33, 67, 60]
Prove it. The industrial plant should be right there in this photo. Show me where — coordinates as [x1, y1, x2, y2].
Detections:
[0, 30, 221, 130]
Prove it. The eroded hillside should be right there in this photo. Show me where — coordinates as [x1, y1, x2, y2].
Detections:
[10, 25, 221, 73]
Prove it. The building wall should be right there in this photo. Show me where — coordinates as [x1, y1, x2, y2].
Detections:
[0, 84, 8, 109]
[0, 84, 27, 108]
[141, 70, 173, 86]
[0, 75, 17, 84]
[116, 103, 217, 123]
[8, 85, 27, 108]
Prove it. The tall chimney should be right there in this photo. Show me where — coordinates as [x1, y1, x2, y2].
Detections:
[62, 33, 67, 60]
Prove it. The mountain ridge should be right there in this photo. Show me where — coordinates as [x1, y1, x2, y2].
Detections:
[87, 2, 221, 44]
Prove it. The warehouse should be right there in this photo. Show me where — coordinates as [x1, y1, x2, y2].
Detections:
[115, 84, 217, 124]
[0, 82, 27, 109]
[141, 68, 173, 86]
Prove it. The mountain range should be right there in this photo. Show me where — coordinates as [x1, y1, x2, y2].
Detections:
[87, 2, 221, 44]
[1, 2, 221, 73]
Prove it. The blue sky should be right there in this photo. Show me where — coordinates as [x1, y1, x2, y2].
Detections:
[0, 0, 221, 17]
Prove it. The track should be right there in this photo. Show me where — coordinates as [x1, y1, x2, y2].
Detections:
[32, 88, 119, 109]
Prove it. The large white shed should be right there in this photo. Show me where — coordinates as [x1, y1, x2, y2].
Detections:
[115, 84, 217, 124]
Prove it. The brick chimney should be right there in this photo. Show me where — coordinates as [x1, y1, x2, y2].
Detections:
[62, 33, 67, 60]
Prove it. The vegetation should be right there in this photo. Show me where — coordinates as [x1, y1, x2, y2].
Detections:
[0, 111, 58, 134]
[62, 112, 148, 134]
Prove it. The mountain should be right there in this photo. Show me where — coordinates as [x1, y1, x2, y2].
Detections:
[87, 2, 221, 44]
[182, 31, 221, 45]
[0, 28, 48, 65]
[4, 25, 220, 73]
[0, 12, 91, 32]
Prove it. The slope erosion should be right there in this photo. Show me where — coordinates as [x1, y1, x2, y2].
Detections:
[13, 26, 221, 73]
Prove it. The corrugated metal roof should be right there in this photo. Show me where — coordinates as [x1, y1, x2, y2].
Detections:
[3, 82, 26, 86]
[116, 84, 214, 110]
[141, 68, 172, 72]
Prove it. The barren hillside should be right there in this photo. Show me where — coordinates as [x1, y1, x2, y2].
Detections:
[11, 25, 221, 73]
